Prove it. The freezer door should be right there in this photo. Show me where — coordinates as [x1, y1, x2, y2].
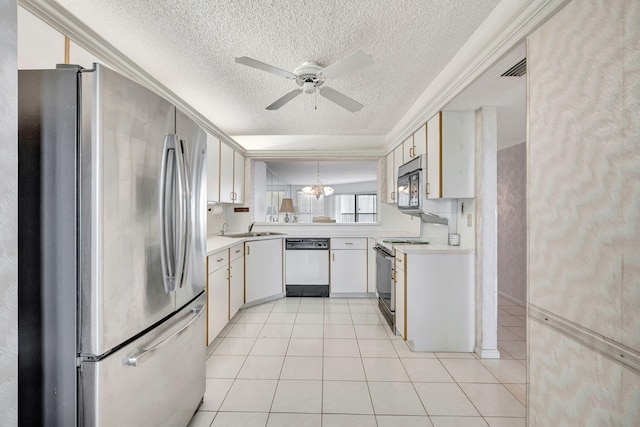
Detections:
[79, 65, 177, 356]
[175, 110, 207, 308]
[79, 293, 206, 427]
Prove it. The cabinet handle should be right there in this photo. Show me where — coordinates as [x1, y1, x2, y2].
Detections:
[235, 249, 241, 254]
[246, 245, 250, 255]
[426, 183, 430, 195]
[410, 146, 414, 157]
[216, 257, 224, 262]
[344, 242, 354, 245]
[332, 253, 335, 261]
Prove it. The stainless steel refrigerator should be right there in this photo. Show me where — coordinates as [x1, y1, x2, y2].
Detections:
[18, 64, 207, 426]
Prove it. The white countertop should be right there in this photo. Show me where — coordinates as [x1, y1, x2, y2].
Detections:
[206, 231, 419, 255]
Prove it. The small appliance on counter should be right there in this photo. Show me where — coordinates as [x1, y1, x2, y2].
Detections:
[448, 233, 461, 246]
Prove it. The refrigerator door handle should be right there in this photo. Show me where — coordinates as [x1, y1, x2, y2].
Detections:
[160, 134, 187, 293]
[124, 303, 205, 367]
[177, 138, 191, 289]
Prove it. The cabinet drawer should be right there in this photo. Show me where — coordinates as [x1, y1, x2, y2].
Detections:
[229, 243, 244, 262]
[208, 250, 229, 274]
[331, 238, 367, 250]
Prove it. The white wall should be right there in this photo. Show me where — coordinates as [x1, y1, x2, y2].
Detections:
[497, 142, 526, 305]
[18, 6, 102, 70]
[528, 0, 640, 423]
[0, 1, 18, 425]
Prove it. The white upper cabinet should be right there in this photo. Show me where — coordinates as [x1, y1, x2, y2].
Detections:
[385, 151, 395, 203]
[206, 135, 220, 202]
[219, 143, 234, 203]
[233, 151, 245, 204]
[412, 124, 427, 158]
[402, 134, 414, 162]
[393, 145, 404, 183]
[217, 142, 244, 204]
[427, 111, 475, 199]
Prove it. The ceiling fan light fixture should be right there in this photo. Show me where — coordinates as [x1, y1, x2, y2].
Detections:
[301, 162, 334, 200]
[302, 81, 316, 94]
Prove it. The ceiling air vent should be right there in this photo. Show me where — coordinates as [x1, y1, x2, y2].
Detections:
[501, 58, 526, 77]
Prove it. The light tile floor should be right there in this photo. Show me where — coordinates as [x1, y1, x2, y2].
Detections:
[189, 296, 527, 427]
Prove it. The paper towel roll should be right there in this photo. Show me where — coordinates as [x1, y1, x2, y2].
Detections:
[207, 203, 223, 215]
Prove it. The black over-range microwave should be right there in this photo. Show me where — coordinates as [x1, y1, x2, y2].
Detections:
[396, 154, 426, 212]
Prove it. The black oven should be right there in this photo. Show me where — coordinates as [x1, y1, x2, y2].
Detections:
[374, 244, 395, 330]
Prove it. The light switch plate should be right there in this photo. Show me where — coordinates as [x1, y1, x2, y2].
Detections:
[467, 213, 473, 227]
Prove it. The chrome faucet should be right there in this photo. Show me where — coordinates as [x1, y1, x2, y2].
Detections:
[248, 222, 255, 232]
[220, 223, 228, 236]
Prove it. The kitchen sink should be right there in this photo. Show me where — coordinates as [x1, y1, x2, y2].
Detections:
[224, 231, 286, 238]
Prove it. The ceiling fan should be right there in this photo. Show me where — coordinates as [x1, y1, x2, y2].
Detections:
[235, 51, 374, 112]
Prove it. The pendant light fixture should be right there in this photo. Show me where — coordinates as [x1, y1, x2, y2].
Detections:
[302, 162, 334, 200]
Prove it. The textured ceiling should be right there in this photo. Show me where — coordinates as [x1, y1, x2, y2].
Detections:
[55, 0, 500, 149]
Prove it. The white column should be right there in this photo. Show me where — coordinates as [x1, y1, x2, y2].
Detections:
[0, 0, 19, 424]
[474, 106, 500, 358]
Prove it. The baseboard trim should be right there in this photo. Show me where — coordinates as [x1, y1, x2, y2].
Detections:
[474, 347, 501, 359]
[498, 291, 526, 307]
[241, 293, 285, 308]
[329, 292, 376, 298]
[529, 304, 640, 375]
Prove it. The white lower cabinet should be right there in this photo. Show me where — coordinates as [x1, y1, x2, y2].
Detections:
[395, 248, 474, 351]
[229, 244, 245, 320]
[330, 238, 367, 294]
[207, 250, 229, 346]
[245, 239, 283, 303]
[394, 251, 406, 339]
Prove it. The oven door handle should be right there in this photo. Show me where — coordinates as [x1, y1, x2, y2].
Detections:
[373, 246, 394, 259]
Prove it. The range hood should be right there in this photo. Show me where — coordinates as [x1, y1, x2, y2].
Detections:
[405, 211, 449, 225]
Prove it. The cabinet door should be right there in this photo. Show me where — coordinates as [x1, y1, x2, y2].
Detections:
[393, 144, 404, 178]
[402, 135, 415, 161]
[245, 239, 283, 303]
[330, 250, 367, 293]
[206, 135, 220, 202]
[219, 143, 234, 203]
[386, 151, 395, 203]
[441, 111, 475, 198]
[413, 124, 427, 158]
[395, 255, 406, 339]
[208, 267, 229, 345]
[426, 113, 442, 199]
[233, 151, 245, 204]
[229, 256, 244, 320]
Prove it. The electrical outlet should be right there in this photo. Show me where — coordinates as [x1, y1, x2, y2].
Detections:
[467, 213, 473, 227]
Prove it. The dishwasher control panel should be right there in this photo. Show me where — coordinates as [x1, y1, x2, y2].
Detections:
[285, 238, 329, 250]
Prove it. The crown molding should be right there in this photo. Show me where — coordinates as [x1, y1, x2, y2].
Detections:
[243, 150, 384, 159]
[384, 0, 571, 154]
[18, 0, 246, 155]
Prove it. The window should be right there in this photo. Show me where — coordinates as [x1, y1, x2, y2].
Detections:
[333, 194, 377, 223]
[255, 160, 379, 224]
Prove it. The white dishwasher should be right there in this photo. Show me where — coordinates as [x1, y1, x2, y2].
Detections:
[285, 238, 330, 297]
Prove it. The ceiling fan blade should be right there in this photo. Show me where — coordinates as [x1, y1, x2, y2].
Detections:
[235, 56, 296, 79]
[266, 89, 303, 110]
[319, 87, 364, 112]
[318, 51, 374, 79]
